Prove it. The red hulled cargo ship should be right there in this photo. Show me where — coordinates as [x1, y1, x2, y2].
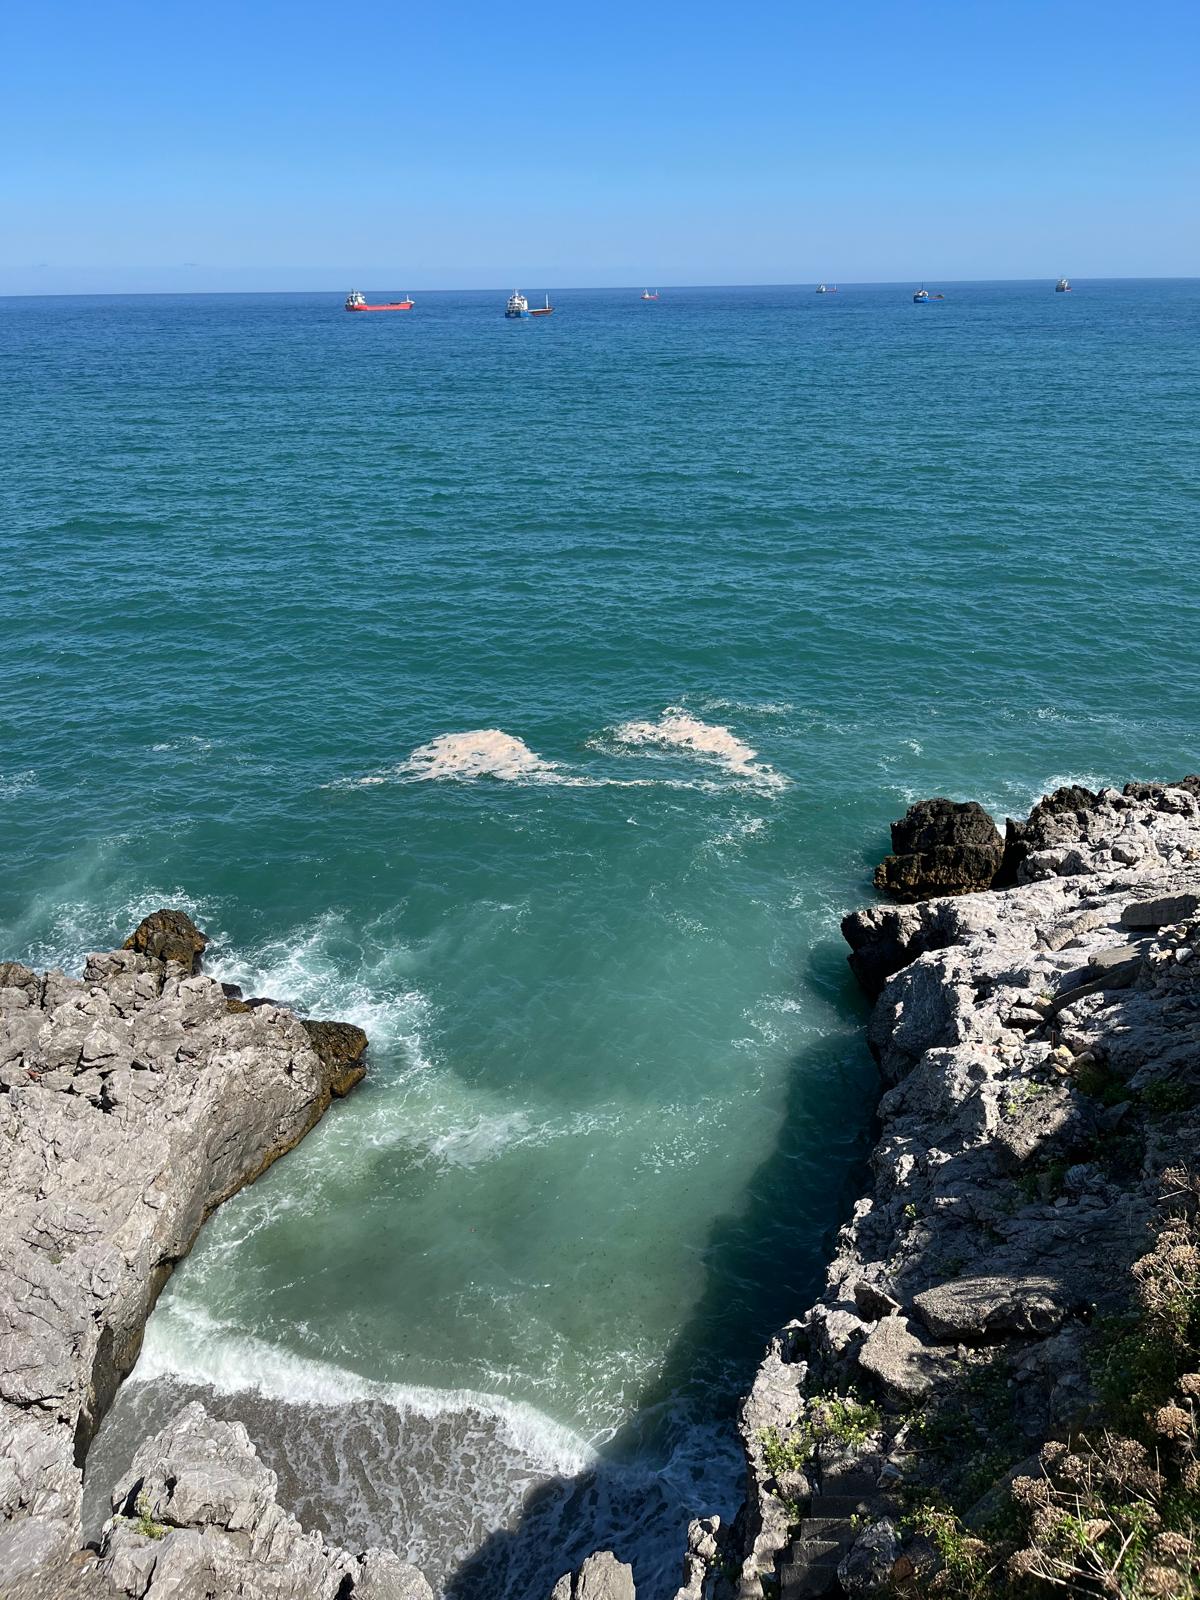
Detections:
[344, 290, 414, 312]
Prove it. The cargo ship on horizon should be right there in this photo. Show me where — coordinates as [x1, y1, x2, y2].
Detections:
[344, 290, 414, 312]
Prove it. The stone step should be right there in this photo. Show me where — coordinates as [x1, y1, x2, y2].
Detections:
[790, 1537, 844, 1563]
[817, 1471, 878, 1498]
[781, 1555, 841, 1599]
[806, 1493, 875, 1518]
[796, 1518, 856, 1548]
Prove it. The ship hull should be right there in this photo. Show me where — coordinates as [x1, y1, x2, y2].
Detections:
[346, 303, 414, 312]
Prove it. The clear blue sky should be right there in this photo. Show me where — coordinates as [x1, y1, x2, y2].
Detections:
[3, 0, 1196, 292]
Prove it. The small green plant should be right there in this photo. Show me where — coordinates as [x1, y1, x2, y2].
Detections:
[759, 1394, 883, 1480]
[903, 1505, 993, 1596]
[759, 1426, 808, 1478]
[1142, 1080, 1197, 1116]
[1003, 1081, 1049, 1114]
[113, 1491, 167, 1541]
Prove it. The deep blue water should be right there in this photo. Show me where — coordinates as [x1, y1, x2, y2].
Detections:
[2, 281, 1198, 1596]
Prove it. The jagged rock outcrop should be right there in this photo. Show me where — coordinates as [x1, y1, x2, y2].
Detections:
[729, 779, 1200, 1597]
[549, 1550, 636, 1600]
[0, 915, 428, 1600]
[872, 799, 1004, 904]
[122, 910, 208, 974]
[845, 778, 1200, 995]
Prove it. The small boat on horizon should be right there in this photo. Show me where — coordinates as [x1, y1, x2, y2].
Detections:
[640, 289, 659, 301]
[345, 290, 414, 312]
[1056, 277, 1072, 292]
[816, 283, 828, 294]
[913, 287, 930, 303]
[505, 291, 530, 319]
[529, 295, 554, 316]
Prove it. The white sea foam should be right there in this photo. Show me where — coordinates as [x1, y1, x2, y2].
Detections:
[0, 769, 38, 800]
[603, 706, 788, 789]
[402, 730, 570, 783]
[328, 729, 596, 790]
[14, 885, 219, 976]
[332, 715, 789, 792]
[132, 1316, 595, 1478]
[202, 909, 432, 1057]
[150, 735, 216, 755]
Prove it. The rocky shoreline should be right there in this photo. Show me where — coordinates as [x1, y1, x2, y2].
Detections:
[559, 777, 1200, 1600]
[0, 910, 431, 1599]
[7, 778, 1200, 1600]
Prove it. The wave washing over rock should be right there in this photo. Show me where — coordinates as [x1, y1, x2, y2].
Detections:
[0, 909, 432, 1600]
[566, 778, 1200, 1599]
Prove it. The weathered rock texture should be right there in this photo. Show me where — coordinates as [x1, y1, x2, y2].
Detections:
[0, 913, 425, 1600]
[872, 799, 1004, 904]
[728, 779, 1200, 1598]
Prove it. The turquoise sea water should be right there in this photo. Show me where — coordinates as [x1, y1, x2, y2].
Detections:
[3, 282, 1198, 1595]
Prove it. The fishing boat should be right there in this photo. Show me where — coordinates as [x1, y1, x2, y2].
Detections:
[816, 283, 828, 294]
[913, 287, 930, 303]
[344, 290, 414, 312]
[529, 295, 554, 317]
[640, 290, 659, 301]
[505, 291, 530, 319]
[1055, 277, 1072, 293]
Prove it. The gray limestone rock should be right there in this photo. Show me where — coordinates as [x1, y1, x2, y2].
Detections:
[721, 783, 1200, 1593]
[912, 1275, 1083, 1341]
[0, 915, 431, 1600]
[1121, 892, 1200, 929]
[550, 1550, 636, 1600]
[856, 1317, 954, 1403]
[838, 1518, 900, 1595]
[96, 1404, 433, 1600]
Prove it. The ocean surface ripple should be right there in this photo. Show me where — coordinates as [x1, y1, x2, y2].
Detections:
[3, 281, 1199, 1597]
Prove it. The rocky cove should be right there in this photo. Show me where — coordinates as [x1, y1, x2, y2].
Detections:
[4, 782, 1200, 1600]
[563, 778, 1200, 1600]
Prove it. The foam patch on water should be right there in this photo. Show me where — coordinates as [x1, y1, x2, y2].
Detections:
[402, 731, 573, 783]
[329, 729, 602, 790]
[150, 735, 217, 755]
[696, 697, 795, 717]
[331, 714, 789, 793]
[603, 707, 787, 789]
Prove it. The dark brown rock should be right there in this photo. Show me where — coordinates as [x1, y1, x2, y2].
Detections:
[301, 1019, 369, 1097]
[873, 800, 1004, 903]
[122, 910, 208, 974]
